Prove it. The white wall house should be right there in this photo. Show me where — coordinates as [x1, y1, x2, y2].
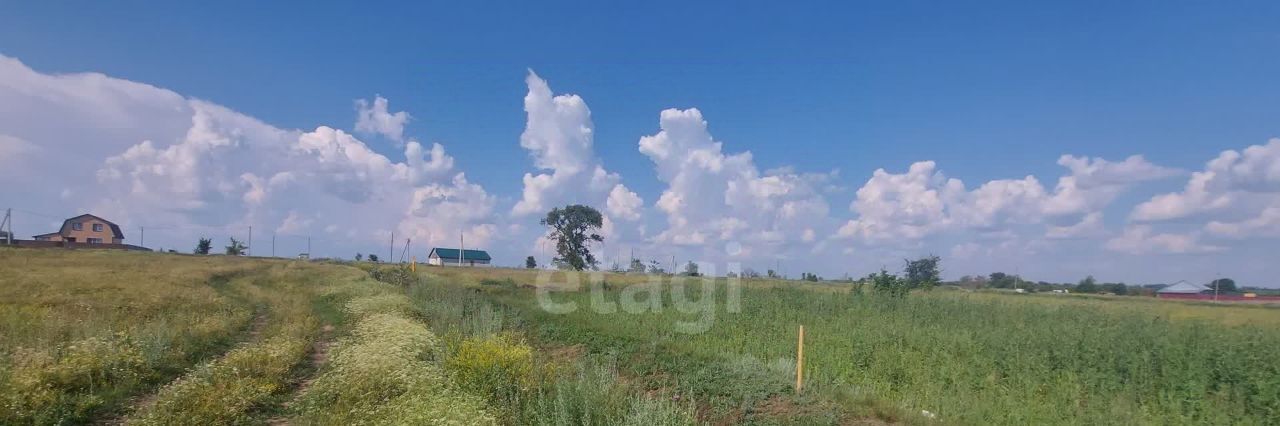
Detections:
[427, 247, 492, 267]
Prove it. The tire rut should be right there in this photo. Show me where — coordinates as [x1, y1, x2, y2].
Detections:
[96, 309, 272, 425]
[265, 323, 335, 426]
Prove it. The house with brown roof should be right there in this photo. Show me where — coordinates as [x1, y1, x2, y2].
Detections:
[33, 214, 125, 244]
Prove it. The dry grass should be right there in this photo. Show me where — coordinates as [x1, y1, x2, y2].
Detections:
[0, 249, 270, 423]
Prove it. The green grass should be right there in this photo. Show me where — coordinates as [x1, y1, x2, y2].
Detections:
[7, 250, 1277, 425]
[449, 270, 1280, 425]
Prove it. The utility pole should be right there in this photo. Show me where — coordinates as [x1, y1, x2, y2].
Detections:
[1214, 272, 1220, 302]
[140, 226, 145, 248]
[459, 232, 465, 266]
[307, 236, 311, 258]
[2, 208, 11, 245]
[389, 231, 395, 263]
[247, 226, 252, 257]
[271, 232, 276, 257]
[400, 238, 411, 263]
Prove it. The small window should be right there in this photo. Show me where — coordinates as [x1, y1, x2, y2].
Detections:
[93, 223, 103, 232]
[87, 238, 103, 244]
[72, 222, 83, 231]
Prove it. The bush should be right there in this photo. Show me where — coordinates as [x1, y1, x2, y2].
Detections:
[368, 266, 417, 287]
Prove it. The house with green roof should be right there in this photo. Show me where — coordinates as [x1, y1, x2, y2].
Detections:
[427, 247, 492, 266]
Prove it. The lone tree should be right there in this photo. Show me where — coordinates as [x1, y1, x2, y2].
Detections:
[628, 258, 646, 273]
[904, 255, 941, 291]
[368, 254, 379, 263]
[1210, 278, 1237, 293]
[1076, 275, 1099, 293]
[225, 237, 247, 256]
[541, 204, 604, 271]
[683, 261, 700, 277]
[355, 253, 363, 261]
[194, 237, 212, 255]
[526, 256, 537, 269]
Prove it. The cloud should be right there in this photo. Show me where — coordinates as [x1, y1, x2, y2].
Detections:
[638, 108, 830, 252]
[1045, 212, 1106, 239]
[1205, 206, 1280, 239]
[1, 54, 497, 256]
[1105, 225, 1223, 255]
[0, 134, 37, 170]
[837, 154, 1177, 243]
[1131, 139, 1280, 222]
[513, 71, 642, 225]
[838, 161, 961, 242]
[354, 95, 411, 144]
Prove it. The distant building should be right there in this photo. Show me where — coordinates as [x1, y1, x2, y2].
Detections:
[1156, 281, 1211, 296]
[427, 247, 491, 266]
[32, 214, 124, 244]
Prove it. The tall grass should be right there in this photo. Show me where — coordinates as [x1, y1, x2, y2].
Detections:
[393, 269, 698, 425]
[475, 272, 1280, 424]
[126, 264, 359, 424]
[291, 282, 497, 425]
[0, 249, 265, 423]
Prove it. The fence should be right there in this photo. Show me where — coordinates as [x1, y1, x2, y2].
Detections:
[1, 239, 152, 251]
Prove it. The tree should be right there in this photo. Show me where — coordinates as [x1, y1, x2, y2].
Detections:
[1105, 282, 1129, 295]
[194, 237, 212, 255]
[368, 254, 379, 263]
[541, 205, 605, 271]
[766, 269, 778, 278]
[871, 269, 908, 298]
[1210, 278, 1237, 293]
[647, 260, 665, 274]
[355, 253, 364, 261]
[988, 272, 1016, 289]
[683, 261, 700, 277]
[525, 256, 538, 269]
[629, 258, 646, 273]
[225, 237, 247, 256]
[904, 255, 941, 291]
[742, 268, 761, 278]
[1076, 275, 1099, 293]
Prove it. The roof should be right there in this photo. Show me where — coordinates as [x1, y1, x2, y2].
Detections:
[58, 214, 124, 239]
[428, 248, 491, 261]
[1157, 281, 1211, 294]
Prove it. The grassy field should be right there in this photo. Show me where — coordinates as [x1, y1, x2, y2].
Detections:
[0, 249, 697, 425]
[427, 267, 1280, 425]
[3, 249, 1278, 425]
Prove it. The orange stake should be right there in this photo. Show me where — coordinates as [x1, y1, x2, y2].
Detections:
[796, 325, 805, 393]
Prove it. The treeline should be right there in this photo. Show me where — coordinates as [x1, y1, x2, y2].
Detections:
[953, 274, 1252, 296]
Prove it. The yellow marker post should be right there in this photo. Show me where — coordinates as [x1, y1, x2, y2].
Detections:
[411, 256, 416, 273]
[796, 324, 805, 393]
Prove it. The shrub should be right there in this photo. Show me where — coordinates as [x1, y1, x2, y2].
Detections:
[368, 266, 417, 287]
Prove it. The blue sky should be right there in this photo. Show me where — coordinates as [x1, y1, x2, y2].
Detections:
[2, 1, 1279, 285]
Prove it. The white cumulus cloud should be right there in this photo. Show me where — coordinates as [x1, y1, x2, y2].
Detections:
[1131, 139, 1280, 222]
[638, 108, 830, 252]
[1105, 225, 1222, 255]
[512, 71, 642, 225]
[354, 95, 411, 144]
[1, 54, 497, 256]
